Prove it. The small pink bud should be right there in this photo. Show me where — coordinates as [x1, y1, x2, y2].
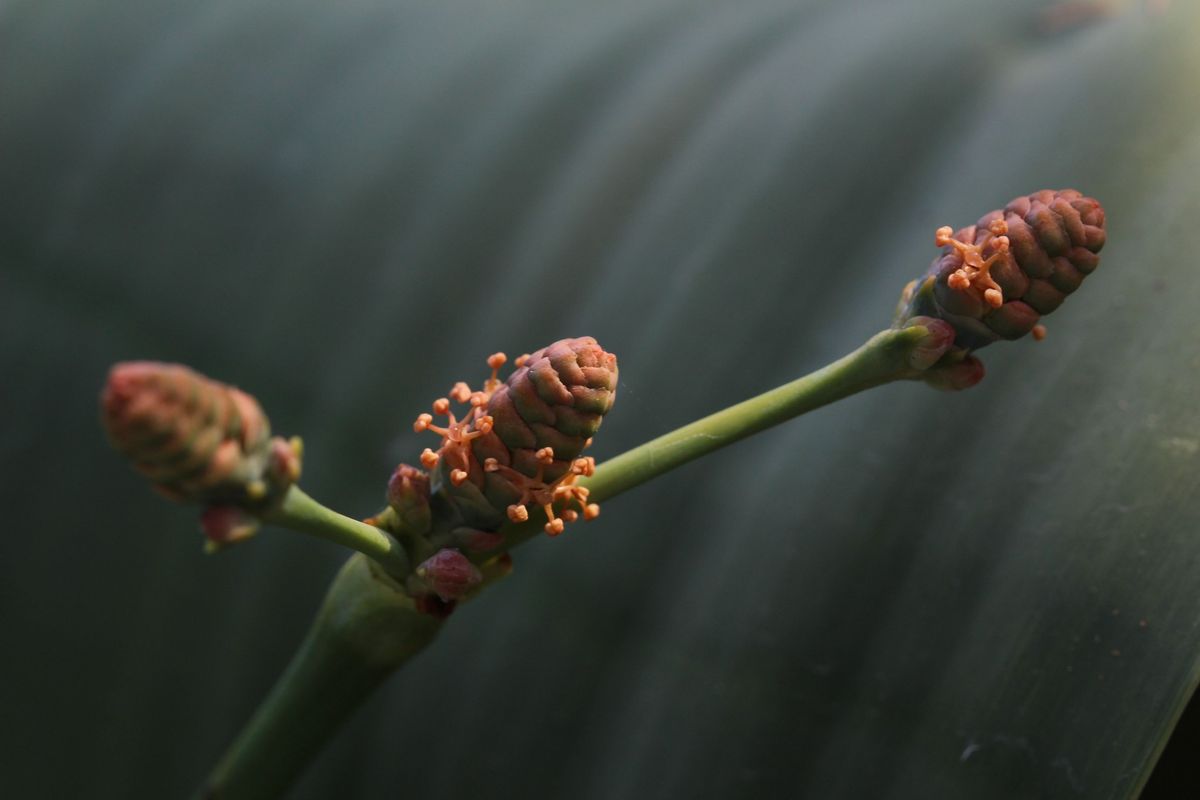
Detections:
[923, 355, 986, 392]
[200, 506, 260, 551]
[414, 549, 482, 601]
[904, 316, 956, 371]
[269, 437, 304, 484]
[386, 463, 432, 534]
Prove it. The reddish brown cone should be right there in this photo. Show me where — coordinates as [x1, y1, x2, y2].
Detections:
[101, 362, 302, 530]
[415, 338, 617, 534]
[898, 189, 1105, 351]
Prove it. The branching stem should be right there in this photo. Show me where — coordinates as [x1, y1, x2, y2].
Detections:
[202, 324, 933, 798]
[263, 486, 410, 579]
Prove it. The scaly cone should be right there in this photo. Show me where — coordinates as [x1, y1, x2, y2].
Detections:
[414, 338, 618, 536]
[895, 189, 1106, 388]
[101, 361, 302, 549]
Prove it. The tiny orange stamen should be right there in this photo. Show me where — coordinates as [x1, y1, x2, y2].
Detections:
[483, 352, 508, 394]
[482, 446, 600, 537]
[420, 448, 440, 468]
[1032, 324, 1047, 341]
[937, 220, 1011, 307]
[414, 351, 512, 485]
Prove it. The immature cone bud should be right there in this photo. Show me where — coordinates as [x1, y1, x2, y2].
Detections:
[386, 464, 432, 535]
[412, 548, 483, 602]
[200, 506, 261, 552]
[101, 362, 301, 516]
[904, 316, 957, 371]
[440, 337, 618, 530]
[921, 353, 986, 391]
[897, 189, 1105, 351]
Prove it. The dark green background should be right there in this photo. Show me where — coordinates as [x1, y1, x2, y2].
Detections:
[4, 1, 1200, 797]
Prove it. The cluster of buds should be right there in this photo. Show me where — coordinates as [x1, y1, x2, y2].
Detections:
[100, 362, 302, 550]
[414, 337, 617, 536]
[896, 189, 1106, 387]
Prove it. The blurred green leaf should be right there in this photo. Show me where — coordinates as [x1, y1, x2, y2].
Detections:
[3, 0, 1200, 797]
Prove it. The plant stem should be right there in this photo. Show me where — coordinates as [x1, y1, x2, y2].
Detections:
[586, 326, 924, 500]
[493, 326, 928, 552]
[199, 325, 932, 797]
[198, 554, 442, 800]
[263, 486, 410, 579]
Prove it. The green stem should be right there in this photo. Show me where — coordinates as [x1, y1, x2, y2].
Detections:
[264, 486, 410, 579]
[493, 326, 928, 553]
[586, 326, 924, 500]
[199, 325, 933, 797]
[198, 554, 441, 800]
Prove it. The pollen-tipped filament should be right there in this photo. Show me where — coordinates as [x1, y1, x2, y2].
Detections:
[413, 354, 510, 486]
[484, 352, 507, 395]
[413, 398, 494, 486]
[938, 218, 1010, 308]
[483, 447, 600, 536]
